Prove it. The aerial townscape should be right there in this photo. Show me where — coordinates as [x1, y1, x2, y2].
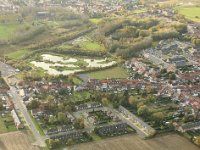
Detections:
[0, 0, 200, 150]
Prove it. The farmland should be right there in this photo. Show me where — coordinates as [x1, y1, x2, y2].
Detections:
[0, 131, 40, 150]
[69, 133, 200, 150]
[176, 6, 200, 22]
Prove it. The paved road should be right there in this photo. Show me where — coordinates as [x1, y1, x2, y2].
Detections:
[0, 61, 46, 147]
[7, 86, 46, 147]
[8, 85, 46, 147]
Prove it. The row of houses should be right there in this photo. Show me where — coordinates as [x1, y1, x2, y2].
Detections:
[75, 102, 102, 111]
[176, 121, 200, 133]
[49, 131, 83, 141]
[46, 125, 74, 135]
[11, 109, 24, 129]
[95, 122, 129, 136]
[86, 79, 145, 92]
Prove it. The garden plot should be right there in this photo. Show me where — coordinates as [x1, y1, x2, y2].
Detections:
[31, 54, 116, 76]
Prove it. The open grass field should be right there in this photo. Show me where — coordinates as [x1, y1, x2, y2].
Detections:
[87, 66, 129, 79]
[0, 24, 21, 40]
[176, 6, 200, 22]
[89, 18, 103, 24]
[0, 131, 40, 150]
[80, 41, 105, 51]
[69, 133, 200, 150]
[6, 49, 31, 60]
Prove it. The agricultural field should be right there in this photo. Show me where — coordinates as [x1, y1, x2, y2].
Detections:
[176, 6, 200, 22]
[0, 131, 40, 150]
[69, 133, 200, 150]
[87, 66, 129, 79]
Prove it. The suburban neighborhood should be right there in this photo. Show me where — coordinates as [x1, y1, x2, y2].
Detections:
[0, 0, 200, 150]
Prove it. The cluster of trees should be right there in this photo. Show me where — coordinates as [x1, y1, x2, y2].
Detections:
[47, 47, 107, 57]
[157, 69, 176, 80]
[47, 139, 62, 149]
[174, 23, 187, 34]
[62, 19, 90, 29]
[191, 37, 200, 46]
[152, 29, 179, 40]
[101, 18, 159, 37]
[194, 136, 200, 146]
[74, 117, 85, 129]
[29, 27, 95, 50]
[11, 25, 46, 44]
[129, 95, 166, 124]
[48, 112, 70, 125]
[116, 37, 153, 58]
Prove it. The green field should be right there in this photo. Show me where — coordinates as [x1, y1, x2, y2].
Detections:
[0, 24, 21, 40]
[6, 49, 31, 60]
[176, 6, 200, 22]
[90, 18, 103, 24]
[88, 66, 129, 79]
[81, 41, 105, 51]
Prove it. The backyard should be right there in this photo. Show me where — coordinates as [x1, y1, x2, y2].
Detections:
[0, 114, 17, 134]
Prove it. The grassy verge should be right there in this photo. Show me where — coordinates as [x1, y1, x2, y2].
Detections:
[28, 111, 45, 136]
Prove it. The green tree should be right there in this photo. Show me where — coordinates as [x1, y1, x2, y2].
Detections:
[194, 136, 200, 146]
[152, 112, 165, 123]
[57, 112, 66, 123]
[28, 100, 39, 110]
[137, 105, 151, 117]
[169, 73, 176, 80]
[0, 102, 4, 111]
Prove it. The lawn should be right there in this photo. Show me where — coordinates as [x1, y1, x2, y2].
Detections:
[87, 66, 129, 79]
[0, 24, 21, 40]
[81, 41, 105, 51]
[6, 49, 32, 60]
[176, 6, 200, 22]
